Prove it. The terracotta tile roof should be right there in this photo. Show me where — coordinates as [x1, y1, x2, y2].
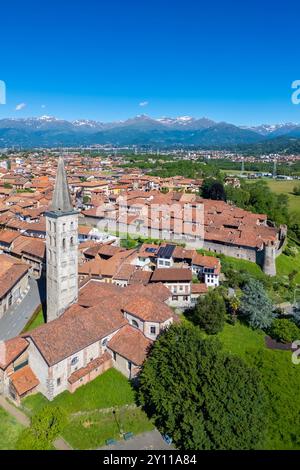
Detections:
[113, 264, 136, 281]
[192, 253, 221, 273]
[128, 270, 152, 285]
[123, 295, 173, 323]
[0, 254, 29, 300]
[24, 302, 127, 366]
[21, 238, 46, 259]
[150, 267, 192, 283]
[68, 352, 112, 384]
[0, 337, 29, 370]
[0, 230, 20, 244]
[191, 283, 208, 294]
[10, 365, 39, 396]
[108, 324, 152, 366]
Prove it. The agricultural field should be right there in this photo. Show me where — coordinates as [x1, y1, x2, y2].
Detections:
[266, 180, 300, 216]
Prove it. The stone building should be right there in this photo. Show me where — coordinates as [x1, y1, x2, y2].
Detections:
[45, 156, 79, 322]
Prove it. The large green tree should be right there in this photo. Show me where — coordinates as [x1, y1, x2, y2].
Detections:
[201, 178, 226, 201]
[139, 324, 266, 450]
[240, 278, 274, 329]
[192, 288, 226, 334]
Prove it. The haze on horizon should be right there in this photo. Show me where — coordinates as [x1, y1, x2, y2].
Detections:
[0, 0, 300, 126]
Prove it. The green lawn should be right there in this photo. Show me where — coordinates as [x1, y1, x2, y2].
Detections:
[276, 252, 300, 284]
[21, 368, 154, 449]
[266, 179, 300, 216]
[63, 406, 154, 450]
[208, 321, 300, 449]
[22, 368, 135, 416]
[217, 321, 265, 358]
[0, 407, 25, 450]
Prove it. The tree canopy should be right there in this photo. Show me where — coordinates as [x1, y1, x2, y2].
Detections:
[139, 324, 266, 450]
[192, 288, 226, 334]
[240, 278, 274, 329]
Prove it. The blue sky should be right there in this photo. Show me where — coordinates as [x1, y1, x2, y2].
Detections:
[0, 0, 300, 124]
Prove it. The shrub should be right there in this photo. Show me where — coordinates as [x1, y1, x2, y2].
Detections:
[31, 406, 67, 442]
[269, 318, 300, 344]
[192, 288, 226, 334]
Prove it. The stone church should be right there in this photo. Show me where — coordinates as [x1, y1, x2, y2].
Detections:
[0, 157, 175, 403]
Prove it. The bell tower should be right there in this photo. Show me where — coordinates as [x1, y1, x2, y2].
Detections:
[45, 156, 78, 322]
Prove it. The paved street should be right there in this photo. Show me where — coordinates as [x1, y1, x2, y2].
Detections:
[0, 277, 46, 341]
[99, 429, 173, 451]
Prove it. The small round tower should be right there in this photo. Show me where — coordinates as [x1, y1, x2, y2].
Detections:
[263, 241, 276, 277]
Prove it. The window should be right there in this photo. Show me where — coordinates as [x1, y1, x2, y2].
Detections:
[71, 357, 78, 366]
[70, 236, 74, 246]
[70, 221, 74, 230]
[113, 351, 117, 361]
[150, 326, 156, 335]
[127, 361, 132, 371]
[57, 378, 61, 386]
[102, 338, 108, 347]
[63, 223, 66, 232]
[131, 319, 139, 328]
[62, 238, 66, 250]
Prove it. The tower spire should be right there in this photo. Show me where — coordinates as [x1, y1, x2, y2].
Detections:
[49, 155, 73, 212]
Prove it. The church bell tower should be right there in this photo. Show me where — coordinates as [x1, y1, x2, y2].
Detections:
[45, 156, 78, 322]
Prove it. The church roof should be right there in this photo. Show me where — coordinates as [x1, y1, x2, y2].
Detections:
[49, 156, 74, 213]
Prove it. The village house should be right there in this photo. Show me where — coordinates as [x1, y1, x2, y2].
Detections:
[0, 254, 29, 318]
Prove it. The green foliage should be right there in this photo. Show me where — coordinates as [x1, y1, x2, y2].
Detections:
[0, 407, 24, 450]
[269, 318, 300, 344]
[247, 349, 300, 449]
[31, 406, 67, 441]
[226, 180, 289, 226]
[293, 184, 300, 196]
[83, 195, 91, 204]
[240, 279, 274, 329]
[16, 406, 66, 450]
[139, 324, 266, 450]
[201, 178, 226, 201]
[192, 288, 226, 334]
[16, 428, 51, 450]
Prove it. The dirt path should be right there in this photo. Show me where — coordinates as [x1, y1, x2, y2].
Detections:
[53, 437, 73, 450]
[0, 396, 72, 450]
[0, 396, 30, 427]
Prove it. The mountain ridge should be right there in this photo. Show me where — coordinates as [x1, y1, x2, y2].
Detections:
[0, 115, 299, 150]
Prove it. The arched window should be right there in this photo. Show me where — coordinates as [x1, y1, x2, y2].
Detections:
[62, 238, 66, 250]
[70, 236, 74, 246]
[131, 319, 139, 329]
[70, 221, 74, 230]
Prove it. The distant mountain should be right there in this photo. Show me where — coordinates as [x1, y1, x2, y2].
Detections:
[242, 122, 300, 137]
[0, 115, 299, 151]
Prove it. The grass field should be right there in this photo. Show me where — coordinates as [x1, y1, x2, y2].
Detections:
[276, 252, 300, 284]
[22, 368, 136, 416]
[63, 406, 154, 450]
[0, 407, 24, 450]
[266, 179, 300, 216]
[21, 368, 153, 449]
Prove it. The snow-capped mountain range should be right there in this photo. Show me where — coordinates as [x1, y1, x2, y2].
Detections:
[0, 114, 299, 148]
